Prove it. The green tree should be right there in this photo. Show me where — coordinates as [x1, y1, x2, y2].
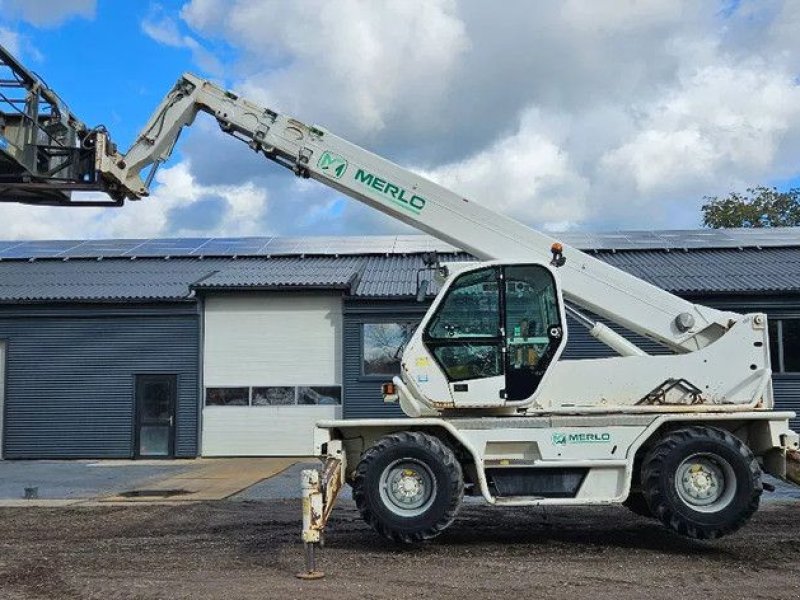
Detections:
[702, 186, 800, 228]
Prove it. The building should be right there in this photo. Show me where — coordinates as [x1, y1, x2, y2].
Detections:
[0, 229, 799, 459]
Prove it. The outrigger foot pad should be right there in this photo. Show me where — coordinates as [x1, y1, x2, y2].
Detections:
[296, 542, 325, 580]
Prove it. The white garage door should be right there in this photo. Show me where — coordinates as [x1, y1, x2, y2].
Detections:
[202, 293, 343, 456]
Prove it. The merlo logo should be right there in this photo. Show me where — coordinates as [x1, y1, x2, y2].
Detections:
[317, 151, 348, 179]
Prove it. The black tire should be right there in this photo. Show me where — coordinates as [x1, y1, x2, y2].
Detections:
[353, 431, 464, 544]
[641, 426, 762, 540]
[623, 492, 653, 518]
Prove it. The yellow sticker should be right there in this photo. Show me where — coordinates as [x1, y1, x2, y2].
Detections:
[415, 357, 430, 367]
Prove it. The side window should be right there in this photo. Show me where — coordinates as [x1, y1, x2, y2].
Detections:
[428, 268, 500, 339]
[781, 319, 800, 372]
[432, 344, 503, 381]
[771, 318, 800, 373]
[426, 267, 503, 381]
[769, 320, 780, 371]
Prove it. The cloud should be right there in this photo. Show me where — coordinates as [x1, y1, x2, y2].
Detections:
[181, 0, 469, 137]
[141, 5, 222, 75]
[0, 161, 269, 240]
[600, 63, 800, 194]
[423, 108, 590, 230]
[0, 25, 22, 55]
[1, 0, 95, 27]
[8, 0, 800, 240]
[158, 0, 800, 236]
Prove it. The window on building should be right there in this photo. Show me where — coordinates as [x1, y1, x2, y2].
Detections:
[298, 386, 342, 405]
[208, 385, 343, 406]
[252, 386, 295, 406]
[363, 322, 417, 376]
[768, 318, 800, 373]
[205, 387, 250, 406]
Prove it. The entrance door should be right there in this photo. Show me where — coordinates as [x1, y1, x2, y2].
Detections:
[135, 374, 176, 458]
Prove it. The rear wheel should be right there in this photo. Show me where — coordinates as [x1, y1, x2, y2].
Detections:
[642, 426, 762, 540]
[353, 431, 464, 544]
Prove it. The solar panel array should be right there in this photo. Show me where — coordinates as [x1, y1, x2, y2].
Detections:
[0, 235, 458, 260]
[0, 228, 799, 260]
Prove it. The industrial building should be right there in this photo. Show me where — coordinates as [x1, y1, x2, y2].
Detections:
[0, 229, 798, 459]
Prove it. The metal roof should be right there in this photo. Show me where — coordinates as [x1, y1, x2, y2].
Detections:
[2, 227, 800, 261]
[1, 233, 800, 303]
[600, 247, 800, 294]
[0, 258, 231, 302]
[196, 256, 364, 290]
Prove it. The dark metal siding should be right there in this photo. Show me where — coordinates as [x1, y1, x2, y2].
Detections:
[773, 377, 800, 430]
[343, 301, 428, 419]
[561, 315, 672, 360]
[0, 304, 199, 458]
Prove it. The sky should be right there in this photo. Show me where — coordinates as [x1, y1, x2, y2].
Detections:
[2, 0, 800, 240]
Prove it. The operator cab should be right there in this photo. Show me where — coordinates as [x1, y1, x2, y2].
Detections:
[407, 262, 566, 408]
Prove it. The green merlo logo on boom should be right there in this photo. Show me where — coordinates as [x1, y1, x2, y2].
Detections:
[318, 151, 348, 179]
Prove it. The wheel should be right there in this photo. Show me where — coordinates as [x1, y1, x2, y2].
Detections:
[353, 431, 464, 544]
[623, 492, 653, 518]
[641, 426, 762, 540]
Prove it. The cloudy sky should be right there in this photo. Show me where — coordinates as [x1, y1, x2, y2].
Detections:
[2, 0, 800, 240]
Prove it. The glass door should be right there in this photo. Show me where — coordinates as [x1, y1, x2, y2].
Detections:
[135, 374, 176, 458]
[503, 265, 564, 401]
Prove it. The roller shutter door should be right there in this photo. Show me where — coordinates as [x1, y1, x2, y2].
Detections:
[202, 293, 343, 456]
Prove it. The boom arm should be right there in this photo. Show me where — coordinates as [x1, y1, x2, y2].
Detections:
[99, 73, 736, 353]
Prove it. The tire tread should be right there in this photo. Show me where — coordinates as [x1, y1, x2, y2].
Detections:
[352, 431, 464, 544]
[641, 425, 761, 540]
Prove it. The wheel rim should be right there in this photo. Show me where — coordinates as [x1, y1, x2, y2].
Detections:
[674, 452, 737, 513]
[379, 458, 437, 517]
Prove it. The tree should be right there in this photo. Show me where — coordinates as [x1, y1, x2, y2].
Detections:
[701, 186, 800, 228]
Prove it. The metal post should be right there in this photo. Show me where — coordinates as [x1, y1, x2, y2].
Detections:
[296, 469, 325, 580]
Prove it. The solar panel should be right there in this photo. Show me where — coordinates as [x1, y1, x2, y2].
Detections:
[2, 227, 800, 261]
[63, 239, 151, 258]
[392, 235, 459, 253]
[128, 238, 213, 257]
[0, 240, 83, 258]
[195, 237, 271, 256]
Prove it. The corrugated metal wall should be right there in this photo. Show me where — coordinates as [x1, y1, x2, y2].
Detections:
[343, 297, 799, 428]
[0, 304, 199, 459]
[343, 301, 426, 419]
[773, 377, 800, 430]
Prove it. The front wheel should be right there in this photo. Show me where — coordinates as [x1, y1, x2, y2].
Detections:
[641, 426, 762, 540]
[353, 431, 464, 544]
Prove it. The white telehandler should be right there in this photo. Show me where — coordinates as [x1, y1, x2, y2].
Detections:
[0, 44, 798, 577]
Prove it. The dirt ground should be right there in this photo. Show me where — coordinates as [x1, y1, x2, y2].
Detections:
[0, 499, 797, 600]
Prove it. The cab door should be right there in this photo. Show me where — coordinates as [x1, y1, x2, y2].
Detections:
[502, 264, 565, 401]
[423, 264, 564, 407]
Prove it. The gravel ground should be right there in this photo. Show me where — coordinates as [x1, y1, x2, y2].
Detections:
[0, 498, 797, 599]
